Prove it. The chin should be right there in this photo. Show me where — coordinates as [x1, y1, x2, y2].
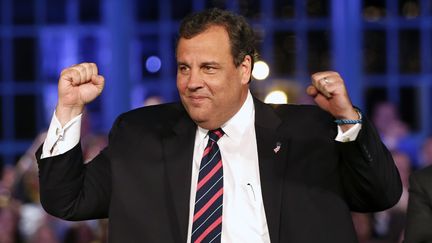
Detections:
[188, 112, 207, 123]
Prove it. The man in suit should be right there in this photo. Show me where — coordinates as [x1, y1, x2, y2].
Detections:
[405, 165, 432, 242]
[37, 8, 402, 243]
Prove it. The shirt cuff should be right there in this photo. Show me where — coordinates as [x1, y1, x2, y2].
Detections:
[41, 111, 82, 159]
[335, 123, 362, 142]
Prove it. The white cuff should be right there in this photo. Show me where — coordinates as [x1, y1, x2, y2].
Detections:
[335, 123, 362, 142]
[41, 111, 82, 159]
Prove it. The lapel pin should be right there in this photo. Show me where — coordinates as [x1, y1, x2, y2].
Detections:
[273, 142, 281, 154]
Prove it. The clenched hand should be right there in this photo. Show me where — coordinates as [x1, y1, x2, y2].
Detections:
[56, 63, 105, 126]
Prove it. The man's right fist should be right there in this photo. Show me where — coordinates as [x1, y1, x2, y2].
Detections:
[56, 62, 105, 126]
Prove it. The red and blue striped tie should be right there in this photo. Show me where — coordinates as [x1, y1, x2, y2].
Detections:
[191, 128, 224, 243]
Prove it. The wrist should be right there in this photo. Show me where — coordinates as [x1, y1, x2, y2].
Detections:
[335, 107, 360, 120]
[55, 104, 84, 127]
[334, 108, 362, 125]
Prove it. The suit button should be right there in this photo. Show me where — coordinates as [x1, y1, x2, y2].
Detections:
[362, 145, 373, 162]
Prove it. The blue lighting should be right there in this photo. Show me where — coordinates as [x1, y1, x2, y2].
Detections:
[145, 56, 161, 73]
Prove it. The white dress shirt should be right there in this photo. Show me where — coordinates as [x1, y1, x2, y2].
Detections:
[41, 91, 361, 242]
[187, 92, 270, 242]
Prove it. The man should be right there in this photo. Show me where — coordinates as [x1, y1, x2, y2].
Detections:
[405, 165, 432, 242]
[37, 8, 401, 243]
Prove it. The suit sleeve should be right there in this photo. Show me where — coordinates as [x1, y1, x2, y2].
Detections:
[36, 116, 122, 221]
[404, 170, 432, 243]
[337, 117, 402, 212]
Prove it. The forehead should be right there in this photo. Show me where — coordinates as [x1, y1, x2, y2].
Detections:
[176, 25, 232, 60]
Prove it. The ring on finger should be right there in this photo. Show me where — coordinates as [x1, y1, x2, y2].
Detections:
[323, 77, 330, 84]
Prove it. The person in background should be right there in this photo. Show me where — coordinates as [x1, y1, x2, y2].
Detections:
[371, 102, 420, 168]
[405, 164, 432, 242]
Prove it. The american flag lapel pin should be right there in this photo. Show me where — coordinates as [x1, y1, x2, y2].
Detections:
[273, 142, 281, 154]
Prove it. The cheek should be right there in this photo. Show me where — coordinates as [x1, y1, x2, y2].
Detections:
[176, 78, 186, 92]
[224, 77, 242, 94]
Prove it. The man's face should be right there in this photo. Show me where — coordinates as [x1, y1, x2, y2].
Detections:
[176, 25, 251, 130]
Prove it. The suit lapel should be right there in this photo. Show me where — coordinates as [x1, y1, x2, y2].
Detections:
[162, 110, 196, 242]
[254, 98, 289, 243]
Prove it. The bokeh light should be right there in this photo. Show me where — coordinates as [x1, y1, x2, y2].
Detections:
[264, 90, 288, 104]
[252, 60, 270, 80]
[145, 56, 162, 73]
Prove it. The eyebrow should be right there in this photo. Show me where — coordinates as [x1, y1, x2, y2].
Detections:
[176, 61, 222, 67]
[200, 61, 221, 67]
[177, 62, 189, 66]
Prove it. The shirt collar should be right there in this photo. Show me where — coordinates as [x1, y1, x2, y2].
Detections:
[197, 91, 255, 142]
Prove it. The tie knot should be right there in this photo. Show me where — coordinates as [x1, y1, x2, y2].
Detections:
[208, 128, 224, 142]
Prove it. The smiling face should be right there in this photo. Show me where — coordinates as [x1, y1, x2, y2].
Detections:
[176, 25, 252, 130]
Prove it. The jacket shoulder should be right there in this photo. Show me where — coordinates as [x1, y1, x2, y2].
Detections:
[272, 103, 334, 124]
[114, 102, 188, 130]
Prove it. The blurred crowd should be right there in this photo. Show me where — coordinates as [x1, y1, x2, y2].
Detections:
[0, 99, 431, 243]
[0, 110, 109, 243]
[352, 101, 432, 243]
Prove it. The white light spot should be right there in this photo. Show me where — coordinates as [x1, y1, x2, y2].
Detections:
[264, 90, 288, 104]
[252, 61, 270, 80]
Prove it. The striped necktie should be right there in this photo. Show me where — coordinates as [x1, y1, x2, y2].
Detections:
[191, 128, 224, 243]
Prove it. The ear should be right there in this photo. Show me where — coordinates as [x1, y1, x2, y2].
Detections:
[239, 55, 252, 85]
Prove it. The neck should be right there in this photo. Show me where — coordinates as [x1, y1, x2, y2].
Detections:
[196, 89, 250, 130]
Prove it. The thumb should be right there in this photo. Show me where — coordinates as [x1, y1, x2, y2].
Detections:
[306, 85, 318, 97]
[91, 75, 105, 91]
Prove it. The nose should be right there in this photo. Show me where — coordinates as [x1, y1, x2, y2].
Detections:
[186, 69, 204, 90]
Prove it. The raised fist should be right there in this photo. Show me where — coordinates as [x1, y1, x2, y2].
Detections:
[56, 63, 105, 126]
[306, 71, 359, 130]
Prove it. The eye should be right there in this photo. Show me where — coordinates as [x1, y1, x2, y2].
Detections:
[203, 65, 217, 74]
[178, 65, 190, 74]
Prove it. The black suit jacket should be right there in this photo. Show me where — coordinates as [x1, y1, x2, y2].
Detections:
[405, 165, 432, 243]
[37, 98, 402, 243]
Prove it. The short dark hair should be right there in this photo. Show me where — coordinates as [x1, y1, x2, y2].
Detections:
[178, 8, 258, 70]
